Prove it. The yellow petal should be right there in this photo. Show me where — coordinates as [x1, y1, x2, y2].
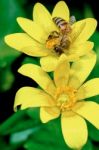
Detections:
[67, 54, 80, 62]
[71, 18, 97, 44]
[33, 3, 57, 33]
[69, 41, 94, 57]
[52, 1, 69, 22]
[17, 17, 47, 43]
[73, 101, 99, 129]
[77, 78, 99, 100]
[61, 111, 88, 149]
[40, 107, 60, 123]
[18, 64, 56, 97]
[14, 87, 55, 111]
[40, 55, 59, 72]
[5, 33, 49, 57]
[68, 51, 96, 89]
[54, 58, 70, 87]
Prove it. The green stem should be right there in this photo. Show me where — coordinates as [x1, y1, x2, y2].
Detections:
[0, 110, 26, 135]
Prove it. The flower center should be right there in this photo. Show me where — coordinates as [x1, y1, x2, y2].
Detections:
[46, 17, 72, 56]
[55, 86, 77, 111]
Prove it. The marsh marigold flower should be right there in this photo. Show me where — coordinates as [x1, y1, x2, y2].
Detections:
[5, 1, 97, 72]
[14, 52, 99, 149]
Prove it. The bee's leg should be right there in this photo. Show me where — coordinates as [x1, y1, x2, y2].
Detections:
[51, 31, 59, 35]
[51, 31, 60, 37]
[47, 31, 59, 40]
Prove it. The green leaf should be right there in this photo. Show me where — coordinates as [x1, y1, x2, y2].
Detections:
[24, 118, 71, 150]
[8, 119, 41, 135]
[0, 137, 22, 150]
[93, 145, 99, 150]
[26, 108, 40, 122]
[10, 126, 42, 144]
[0, 0, 26, 91]
[84, 4, 94, 18]
[22, 57, 40, 66]
[0, 66, 14, 92]
[17, 0, 27, 6]
[82, 140, 93, 150]
[71, 8, 83, 20]
[0, 110, 26, 135]
[0, 44, 20, 91]
[88, 122, 99, 142]
[90, 31, 99, 50]
[0, 0, 26, 61]
[0, 0, 25, 37]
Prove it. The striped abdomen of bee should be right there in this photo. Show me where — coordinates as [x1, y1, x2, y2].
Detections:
[53, 17, 68, 30]
[53, 17, 72, 33]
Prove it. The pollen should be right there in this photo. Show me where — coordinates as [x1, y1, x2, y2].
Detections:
[46, 38, 60, 49]
[55, 86, 77, 111]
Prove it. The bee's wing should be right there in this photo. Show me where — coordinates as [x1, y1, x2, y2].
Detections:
[71, 22, 86, 43]
[69, 16, 76, 25]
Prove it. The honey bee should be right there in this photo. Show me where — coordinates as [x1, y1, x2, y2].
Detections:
[46, 16, 76, 55]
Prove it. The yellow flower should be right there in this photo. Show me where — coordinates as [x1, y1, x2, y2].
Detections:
[14, 52, 99, 149]
[5, 1, 97, 72]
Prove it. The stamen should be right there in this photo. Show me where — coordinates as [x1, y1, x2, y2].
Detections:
[55, 86, 77, 111]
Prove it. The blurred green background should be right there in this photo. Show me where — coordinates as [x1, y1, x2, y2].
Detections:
[0, 0, 99, 149]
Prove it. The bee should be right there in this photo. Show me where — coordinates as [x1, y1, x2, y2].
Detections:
[46, 16, 76, 55]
